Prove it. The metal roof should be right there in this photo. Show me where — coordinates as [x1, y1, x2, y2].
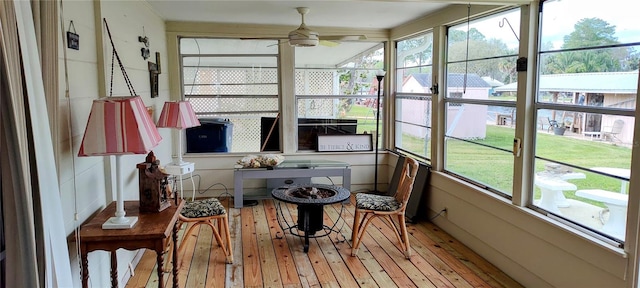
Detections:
[410, 73, 490, 88]
[494, 71, 639, 94]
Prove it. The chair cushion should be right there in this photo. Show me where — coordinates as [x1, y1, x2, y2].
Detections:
[181, 198, 226, 218]
[356, 193, 401, 211]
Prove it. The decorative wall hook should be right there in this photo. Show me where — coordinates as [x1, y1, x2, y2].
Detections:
[499, 17, 520, 41]
[139, 27, 150, 60]
[141, 47, 150, 60]
[138, 36, 149, 47]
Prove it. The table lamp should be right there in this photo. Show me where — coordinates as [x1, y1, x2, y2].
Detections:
[78, 96, 162, 229]
[156, 101, 201, 165]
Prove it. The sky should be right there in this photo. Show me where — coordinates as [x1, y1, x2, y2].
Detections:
[541, 0, 640, 49]
[452, 0, 640, 51]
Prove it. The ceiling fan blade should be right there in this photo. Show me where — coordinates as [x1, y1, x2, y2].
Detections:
[319, 40, 340, 47]
[320, 35, 367, 41]
[240, 37, 286, 40]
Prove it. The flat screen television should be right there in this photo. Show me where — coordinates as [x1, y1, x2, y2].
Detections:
[260, 117, 358, 151]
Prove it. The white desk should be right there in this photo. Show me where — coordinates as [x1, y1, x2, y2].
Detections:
[234, 160, 351, 208]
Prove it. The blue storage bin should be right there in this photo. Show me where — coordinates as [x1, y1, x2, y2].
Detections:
[186, 118, 233, 152]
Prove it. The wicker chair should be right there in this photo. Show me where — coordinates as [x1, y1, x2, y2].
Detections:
[351, 157, 419, 258]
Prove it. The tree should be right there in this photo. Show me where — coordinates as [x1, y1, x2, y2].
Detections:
[448, 28, 486, 43]
[337, 47, 383, 116]
[397, 34, 433, 72]
[563, 18, 618, 49]
[543, 17, 629, 74]
[447, 28, 517, 84]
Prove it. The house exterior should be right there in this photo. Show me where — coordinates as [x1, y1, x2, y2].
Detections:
[495, 71, 638, 143]
[401, 73, 490, 139]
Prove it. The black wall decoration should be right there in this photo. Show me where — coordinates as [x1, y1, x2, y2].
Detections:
[148, 52, 161, 98]
[139, 34, 150, 60]
[67, 21, 79, 50]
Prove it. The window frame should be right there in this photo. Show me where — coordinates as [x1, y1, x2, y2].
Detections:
[394, 32, 435, 161]
[530, 0, 639, 245]
[441, 7, 521, 198]
[293, 43, 386, 152]
[179, 38, 280, 153]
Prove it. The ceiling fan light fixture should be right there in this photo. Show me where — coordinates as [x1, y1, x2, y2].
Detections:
[288, 29, 319, 47]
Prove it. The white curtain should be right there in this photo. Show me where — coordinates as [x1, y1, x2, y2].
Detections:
[0, 0, 72, 287]
[30, 0, 60, 170]
[0, 1, 41, 286]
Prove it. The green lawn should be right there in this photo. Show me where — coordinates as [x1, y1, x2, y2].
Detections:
[342, 106, 631, 206]
[384, 123, 631, 207]
[344, 104, 379, 134]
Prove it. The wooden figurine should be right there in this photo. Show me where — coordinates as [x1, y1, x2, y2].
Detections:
[137, 151, 172, 213]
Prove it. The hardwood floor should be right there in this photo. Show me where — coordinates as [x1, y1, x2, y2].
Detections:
[126, 196, 522, 288]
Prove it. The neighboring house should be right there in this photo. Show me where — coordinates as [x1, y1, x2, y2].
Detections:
[495, 71, 638, 143]
[401, 73, 491, 139]
[482, 76, 505, 96]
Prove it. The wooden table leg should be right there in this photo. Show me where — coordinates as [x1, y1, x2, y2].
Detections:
[81, 248, 89, 288]
[156, 247, 165, 288]
[110, 251, 118, 288]
[172, 220, 180, 288]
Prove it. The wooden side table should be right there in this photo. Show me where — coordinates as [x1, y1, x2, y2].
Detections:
[79, 200, 184, 288]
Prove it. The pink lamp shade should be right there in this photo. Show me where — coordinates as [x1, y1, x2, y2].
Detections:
[77, 96, 161, 229]
[78, 96, 162, 156]
[157, 101, 200, 130]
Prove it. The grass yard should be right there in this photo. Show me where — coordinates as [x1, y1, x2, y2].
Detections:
[343, 104, 631, 206]
[395, 124, 631, 206]
[345, 104, 380, 134]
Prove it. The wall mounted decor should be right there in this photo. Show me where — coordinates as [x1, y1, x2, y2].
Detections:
[67, 21, 79, 50]
[148, 52, 161, 98]
[139, 29, 150, 60]
[141, 47, 150, 60]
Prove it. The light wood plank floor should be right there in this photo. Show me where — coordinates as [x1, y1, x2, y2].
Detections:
[126, 196, 522, 288]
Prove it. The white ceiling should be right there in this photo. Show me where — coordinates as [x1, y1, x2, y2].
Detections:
[146, 1, 451, 29]
[145, 0, 520, 67]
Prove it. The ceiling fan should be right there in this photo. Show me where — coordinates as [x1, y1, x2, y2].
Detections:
[246, 7, 366, 47]
[288, 7, 366, 47]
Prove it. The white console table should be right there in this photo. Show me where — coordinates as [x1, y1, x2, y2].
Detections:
[233, 160, 351, 208]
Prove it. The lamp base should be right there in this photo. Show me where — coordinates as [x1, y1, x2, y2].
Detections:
[102, 216, 139, 229]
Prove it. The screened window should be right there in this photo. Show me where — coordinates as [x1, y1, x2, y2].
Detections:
[533, 0, 639, 244]
[444, 8, 520, 196]
[395, 33, 433, 160]
[181, 38, 279, 153]
[294, 42, 385, 151]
